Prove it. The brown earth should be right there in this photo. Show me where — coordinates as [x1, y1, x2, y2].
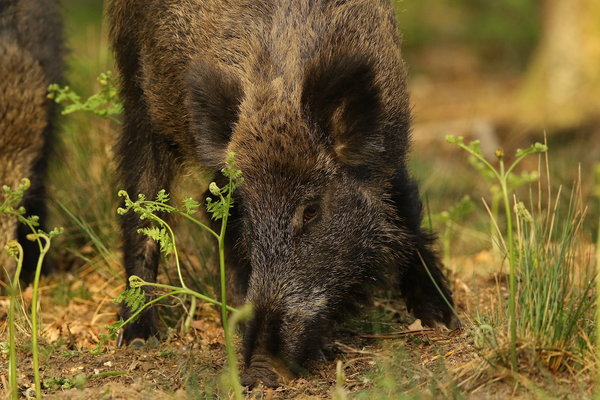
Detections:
[1, 246, 591, 399]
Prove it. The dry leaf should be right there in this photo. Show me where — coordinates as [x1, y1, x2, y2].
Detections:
[408, 319, 424, 331]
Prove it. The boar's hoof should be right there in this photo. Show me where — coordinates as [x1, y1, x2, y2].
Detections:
[241, 355, 294, 388]
[419, 312, 461, 332]
[116, 313, 160, 347]
[412, 299, 462, 332]
[446, 314, 462, 331]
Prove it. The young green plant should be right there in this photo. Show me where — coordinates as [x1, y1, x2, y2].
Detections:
[47, 71, 123, 123]
[513, 176, 594, 371]
[1, 179, 62, 400]
[115, 152, 246, 399]
[446, 135, 547, 371]
[464, 140, 540, 257]
[3, 239, 23, 400]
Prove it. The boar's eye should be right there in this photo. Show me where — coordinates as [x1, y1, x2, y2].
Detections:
[303, 204, 319, 224]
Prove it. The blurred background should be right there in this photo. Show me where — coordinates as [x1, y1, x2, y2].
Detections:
[49, 0, 600, 270]
[400, 0, 600, 134]
[395, 0, 600, 255]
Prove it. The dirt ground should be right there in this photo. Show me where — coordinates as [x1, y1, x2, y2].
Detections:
[1, 245, 591, 399]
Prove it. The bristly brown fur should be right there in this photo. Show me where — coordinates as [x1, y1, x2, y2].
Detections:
[107, 0, 458, 387]
[0, 0, 64, 288]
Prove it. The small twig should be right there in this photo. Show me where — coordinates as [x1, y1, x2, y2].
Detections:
[345, 356, 374, 364]
[359, 328, 434, 339]
[333, 341, 380, 355]
[425, 348, 461, 364]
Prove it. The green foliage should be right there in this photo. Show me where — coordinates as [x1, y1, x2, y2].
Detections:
[447, 135, 547, 371]
[92, 321, 127, 355]
[1, 178, 29, 211]
[1, 179, 63, 250]
[448, 136, 595, 373]
[115, 287, 146, 319]
[118, 190, 173, 220]
[514, 184, 594, 371]
[432, 195, 475, 225]
[205, 153, 244, 221]
[114, 153, 246, 400]
[353, 343, 462, 400]
[2, 179, 38, 234]
[183, 197, 201, 215]
[47, 71, 123, 121]
[462, 140, 542, 256]
[2, 179, 62, 241]
[43, 371, 122, 392]
[473, 324, 498, 351]
[43, 377, 76, 391]
[48, 67, 122, 284]
[139, 226, 174, 254]
[445, 136, 547, 180]
[2, 179, 62, 400]
[221, 303, 254, 399]
[47, 69, 124, 280]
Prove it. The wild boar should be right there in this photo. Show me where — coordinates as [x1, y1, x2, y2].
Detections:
[107, 0, 459, 387]
[0, 0, 63, 287]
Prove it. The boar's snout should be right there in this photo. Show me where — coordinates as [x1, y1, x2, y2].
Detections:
[241, 284, 328, 387]
[241, 353, 294, 388]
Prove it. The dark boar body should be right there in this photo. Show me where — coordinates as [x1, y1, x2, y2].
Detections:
[108, 0, 459, 386]
[0, 0, 63, 287]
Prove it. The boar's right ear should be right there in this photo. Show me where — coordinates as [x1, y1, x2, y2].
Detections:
[185, 60, 244, 170]
[301, 54, 382, 167]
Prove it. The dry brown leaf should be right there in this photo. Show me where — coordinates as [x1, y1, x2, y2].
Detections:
[408, 319, 424, 331]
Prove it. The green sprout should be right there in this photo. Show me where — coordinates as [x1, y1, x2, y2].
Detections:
[2, 178, 63, 400]
[47, 71, 123, 123]
[114, 152, 246, 400]
[446, 135, 547, 371]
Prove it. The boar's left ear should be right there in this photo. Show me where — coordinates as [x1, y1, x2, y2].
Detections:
[185, 59, 244, 170]
[301, 54, 382, 166]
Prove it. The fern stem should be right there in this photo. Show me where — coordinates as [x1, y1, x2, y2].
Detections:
[132, 280, 237, 312]
[7, 242, 24, 400]
[30, 233, 51, 400]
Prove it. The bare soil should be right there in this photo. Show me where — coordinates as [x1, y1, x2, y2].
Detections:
[2, 246, 590, 399]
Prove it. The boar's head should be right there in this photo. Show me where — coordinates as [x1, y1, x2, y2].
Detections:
[186, 54, 412, 387]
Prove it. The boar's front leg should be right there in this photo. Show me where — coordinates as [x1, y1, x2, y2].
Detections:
[116, 87, 180, 345]
[391, 168, 460, 330]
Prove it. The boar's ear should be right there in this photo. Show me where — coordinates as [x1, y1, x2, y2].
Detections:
[302, 55, 381, 166]
[185, 60, 244, 170]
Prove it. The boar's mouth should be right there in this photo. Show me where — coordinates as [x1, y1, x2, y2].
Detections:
[241, 353, 296, 388]
[241, 305, 325, 387]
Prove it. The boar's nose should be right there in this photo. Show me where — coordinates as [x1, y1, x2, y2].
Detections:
[241, 353, 294, 388]
[241, 306, 296, 387]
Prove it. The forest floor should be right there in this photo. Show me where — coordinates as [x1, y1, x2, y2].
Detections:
[1, 243, 594, 399]
[1, 1, 599, 398]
